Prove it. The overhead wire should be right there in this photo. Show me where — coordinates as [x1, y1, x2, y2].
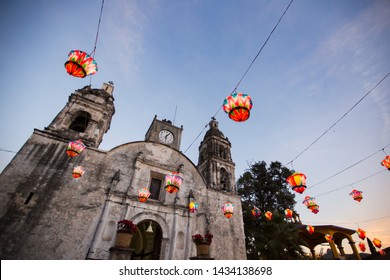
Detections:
[89, 0, 105, 85]
[313, 169, 387, 198]
[181, 0, 294, 155]
[285, 71, 390, 166]
[308, 144, 390, 189]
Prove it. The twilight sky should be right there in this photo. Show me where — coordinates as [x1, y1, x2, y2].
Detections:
[0, 0, 389, 254]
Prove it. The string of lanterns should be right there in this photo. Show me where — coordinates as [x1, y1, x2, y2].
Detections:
[58, 0, 390, 249]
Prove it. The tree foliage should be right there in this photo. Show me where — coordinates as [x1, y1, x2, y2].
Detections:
[237, 161, 307, 259]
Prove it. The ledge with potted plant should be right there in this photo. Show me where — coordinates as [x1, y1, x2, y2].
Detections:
[192, 233, 213, 258]
[115, 219, 137, 248]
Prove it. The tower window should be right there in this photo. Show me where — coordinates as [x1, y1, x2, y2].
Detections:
[220, 168, 228, 190]
[149, 178, 162, 200]
[69, 111, 91, 133]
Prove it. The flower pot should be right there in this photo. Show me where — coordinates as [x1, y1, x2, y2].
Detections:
[196, 244, 210, 257]
[115, 231, 133, 248]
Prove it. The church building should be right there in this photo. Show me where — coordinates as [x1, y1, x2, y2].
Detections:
[0, 83, 246, 260]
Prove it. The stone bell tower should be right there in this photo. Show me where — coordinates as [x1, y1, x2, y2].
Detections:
[44, 82, 115, 148]
[197, 117, 236, 193]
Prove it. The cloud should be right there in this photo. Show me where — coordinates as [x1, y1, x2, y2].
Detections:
[101, 0, 151, 78]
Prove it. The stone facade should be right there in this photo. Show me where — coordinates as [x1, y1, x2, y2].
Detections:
[0, 83, 246, 260]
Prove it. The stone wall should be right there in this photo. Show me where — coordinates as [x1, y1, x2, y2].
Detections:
[0, 132, 246, 260]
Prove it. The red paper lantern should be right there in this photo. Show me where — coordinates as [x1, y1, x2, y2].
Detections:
[358, 242, 366, 252]
[164, 173, 184, 193]
[286, 172, 307, 194]
[65, 50, 98, 78]
[222, 92, 253, 122]
[251, 207, 261, 218]
[356, 228, 366, 240]
[310, 205, 320, 214]
[381, 155, 390, 170]
[66, 140, 86, 157]
[349, 189, 363, 202]
[284, 208, 293, 219]
[306, 225, 314, 234]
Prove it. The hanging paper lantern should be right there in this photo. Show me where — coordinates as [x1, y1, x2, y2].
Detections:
[138, 188, 151, 203]
[66, 140, 86, 157]
[222, 202, 234, 218]
[381, 155, 390, 170]
[251, 207, 261, 218]
[72, 166, 85, 178]
[325, 234, 333, 242]
[306, 225, 314, 234]
[302, 196, 319, 214]
[356, 228, 366, 240]
[265, 211, 272, 221]
[379, 249, 386, 256]
[284, 208, 293, 219]
[189, 201, 199, 213]
[373, 238, 382, 249]
[222, 92, 253, 122]
[310, 205, 320, 214]
[64, 50, 98, 78]
[286, 172, 307, 194]
[164, 173, 184, 193]
[349, 189, 363, 202]
[358, 242, 366, 252]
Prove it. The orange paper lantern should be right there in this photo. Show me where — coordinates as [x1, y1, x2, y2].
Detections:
[286, 172, 307, 194]
[325, 234, 333, 242]
[222, 92, 253, 122]
[284, 208, 293, 219]
[381, 155, 390, 170]
[356, 228, 366, 240]
[373, 238, 382, 249]
[306, 225, 314, 234]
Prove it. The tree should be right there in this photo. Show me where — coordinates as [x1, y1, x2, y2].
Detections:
[237, 161, 307, 259]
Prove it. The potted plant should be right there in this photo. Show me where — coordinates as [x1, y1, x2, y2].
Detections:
[192, 233, 213, 257]
[115, 220, 137, 248]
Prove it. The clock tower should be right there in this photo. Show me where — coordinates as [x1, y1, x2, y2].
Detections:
[145, 115, 183, 150]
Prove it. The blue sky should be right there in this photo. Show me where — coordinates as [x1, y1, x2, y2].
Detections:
[0, 0, 389, 254]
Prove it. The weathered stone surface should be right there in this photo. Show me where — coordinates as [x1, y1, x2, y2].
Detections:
[0, 84, 246, 260]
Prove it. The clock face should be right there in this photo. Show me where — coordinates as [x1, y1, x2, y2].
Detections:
[159, 130, 174, 144]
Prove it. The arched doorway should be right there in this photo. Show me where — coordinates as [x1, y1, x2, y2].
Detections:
[130, 220, 162, 260]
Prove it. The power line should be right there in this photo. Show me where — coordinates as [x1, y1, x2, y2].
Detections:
[308, 144, 390, 189]
[285, 72, 390, 166]
[231, 0, 294, 94]
[181, 0, 294, 155]
[313, 169, 387, 198]
[304, 215, 390, 226]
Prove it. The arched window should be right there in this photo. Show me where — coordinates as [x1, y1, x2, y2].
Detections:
[69, 111, 91, 132]
[220, 168, 227, 190]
